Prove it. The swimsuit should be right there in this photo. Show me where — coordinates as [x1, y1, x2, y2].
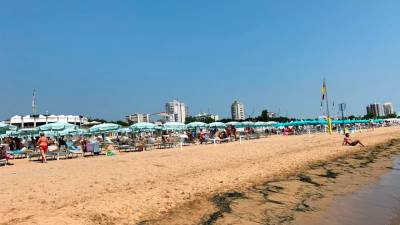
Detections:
[39, 138, 48, 152]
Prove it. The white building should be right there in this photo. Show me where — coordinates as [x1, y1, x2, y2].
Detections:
[366, 103, 384, 117]
[126, 113, 150, 124]
[7, 114, 88, 128]
[383, 102, 395, 116]
[231, 100, 245, 120]
[194, 113, 220, 122]
[165, 100, 188, 123]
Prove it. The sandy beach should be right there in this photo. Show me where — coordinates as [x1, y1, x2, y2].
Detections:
[1, 127, 400, 225]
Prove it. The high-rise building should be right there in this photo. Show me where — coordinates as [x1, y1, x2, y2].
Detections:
[383, 102, 395, 116]
[126, 113, 150, 124]
[231, 100, 245, 120]
[165, 100, 188, 123]
[366, 103, 384, 117]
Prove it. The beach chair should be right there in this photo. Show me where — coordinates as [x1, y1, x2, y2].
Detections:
[85, 143, 95, 156]
[0, 159, 6, 166]
[0, 146, 9, 166]
[66, 142, 83, 158]
[145, 138, 156, 151]
[117, 144, 136, 152]
[7, 149, 28, 159]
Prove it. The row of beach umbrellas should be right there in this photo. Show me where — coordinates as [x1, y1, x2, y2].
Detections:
[0, 119, 385, 138]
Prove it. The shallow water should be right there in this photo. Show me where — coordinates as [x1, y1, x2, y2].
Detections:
[314, 156, 400, 225]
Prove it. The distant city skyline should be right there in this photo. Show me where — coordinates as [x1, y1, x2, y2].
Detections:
[1, 1, 400, 120]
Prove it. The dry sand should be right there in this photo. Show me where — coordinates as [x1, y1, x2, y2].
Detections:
[1, 127, 399, 225]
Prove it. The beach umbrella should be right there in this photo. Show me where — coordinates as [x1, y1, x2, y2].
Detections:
[5, 130, 20, 137]
[225, 121, 243, 128]
[118, 128, 132, 134]
[43, 130, 59, 137]
[161, 122, 186, 131]
[254, 121, 268, 128]
[58, 127, 83, 136]
[39, 122, 76, 131]
[242, 121, 255, 128]
[0, 123, 17, 134]
[16, 128, 40, 137]
[89, 123, 121, 134]
[186, 122, 207, 129]
[207, 122, 226, 129]
[130, 122, 157, 132]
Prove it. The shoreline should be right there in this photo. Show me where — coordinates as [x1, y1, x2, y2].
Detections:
[1, 127, 399, 225]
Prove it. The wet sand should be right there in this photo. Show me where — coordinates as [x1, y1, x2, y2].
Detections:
[300, 155, 400, 225]
[0, 127, 399, 225]
[149, 138, 400, 225]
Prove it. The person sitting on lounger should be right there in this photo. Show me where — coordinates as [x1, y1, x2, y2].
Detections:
[343, 133, 365, 147]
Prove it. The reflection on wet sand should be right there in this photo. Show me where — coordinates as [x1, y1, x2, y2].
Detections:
[309, 156, 400, 225]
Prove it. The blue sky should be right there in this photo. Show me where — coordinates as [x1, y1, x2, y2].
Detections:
[1, 0, 399, 120]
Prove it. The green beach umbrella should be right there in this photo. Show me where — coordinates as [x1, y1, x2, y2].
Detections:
[118, 128, 132, 134]
[161, 122, 186, 131]
[89, 123, 121, 134]
[186, 122, 207, 129]
[0, 123, 17, 134]
[225, 121, 243, 128]
[39, 122, 76, 131]
[130, 122, 157, 132]
[207, 122, 226, 129]
[241, 121, 255, 128]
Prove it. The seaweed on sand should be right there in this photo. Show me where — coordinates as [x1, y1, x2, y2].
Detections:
[200, 192, 245, 225]
[298, 174, 321, 186]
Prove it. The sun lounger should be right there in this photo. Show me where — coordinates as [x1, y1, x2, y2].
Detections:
[85, 142, 101, 156]
[0, 159, 7, 166]
[0, 146, 8, 166]
[7, 149, 28, 159]
[117, 144, 136, 152]
[66, 142, 83, 158]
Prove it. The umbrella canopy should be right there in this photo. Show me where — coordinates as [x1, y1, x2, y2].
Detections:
[225, 121, 243, 128]
[207, 122, 226, 129]
[242, 121, 255, 127]
[19, 128, 40, 136]
[0, 123, 17, 134]
[117, 127, 132, 134]
[39, 122, 76, 131]
[161, 122, 186, 131]
[186, 122, 207, 129]
[5, 130, 20, 137]
[89, 123, 121, 133]
[254, 121, 268, 128]
[130, 122, 157, 132]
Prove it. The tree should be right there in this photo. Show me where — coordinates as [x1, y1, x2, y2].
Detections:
[257, 110, 269, 121]
[185, 116, 197, 124]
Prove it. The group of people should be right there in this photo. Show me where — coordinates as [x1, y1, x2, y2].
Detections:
[0, 126, 366, 166]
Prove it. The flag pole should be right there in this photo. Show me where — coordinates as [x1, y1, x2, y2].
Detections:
[324, 79, 332, 134]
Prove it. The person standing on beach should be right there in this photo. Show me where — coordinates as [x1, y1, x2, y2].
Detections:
[343, 133, 365, 147]
[37, 133, 48, 163]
